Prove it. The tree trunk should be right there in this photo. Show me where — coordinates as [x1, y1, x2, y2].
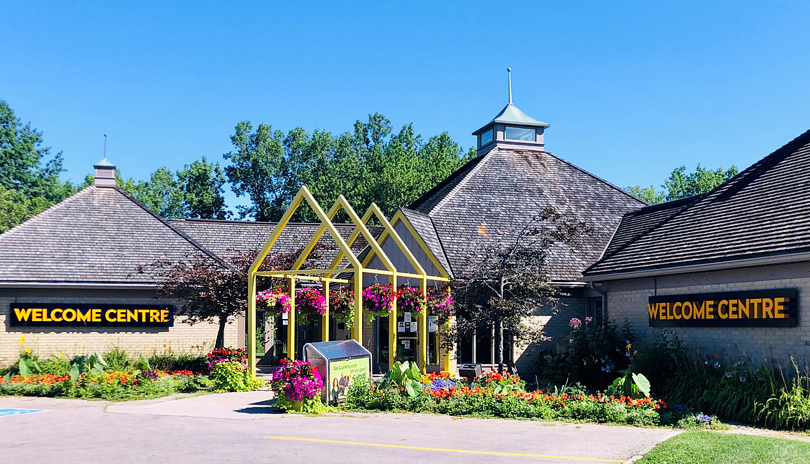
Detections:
[215, 315, 228, 349]
[497, 319, 504, 373]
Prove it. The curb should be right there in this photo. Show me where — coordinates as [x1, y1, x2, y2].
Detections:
[623, 430, 682, 464]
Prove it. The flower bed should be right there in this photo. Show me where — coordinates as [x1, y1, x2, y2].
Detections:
[345, 368, 701, 427]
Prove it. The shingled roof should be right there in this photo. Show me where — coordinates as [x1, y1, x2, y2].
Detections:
[0, 186, 218, 285]
[169, 219, 381, 269]
[408, 147, 646, 281]
[585, 128, 810, 277]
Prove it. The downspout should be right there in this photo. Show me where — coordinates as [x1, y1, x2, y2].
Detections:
[590, 282, 608, 326]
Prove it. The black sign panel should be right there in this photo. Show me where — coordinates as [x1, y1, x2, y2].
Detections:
[9, 304, 174, 327]
[648, 288, 798, 328]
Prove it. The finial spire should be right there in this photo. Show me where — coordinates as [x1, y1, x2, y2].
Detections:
[103, 134, 108, 160]
[507, 67, 512, 104]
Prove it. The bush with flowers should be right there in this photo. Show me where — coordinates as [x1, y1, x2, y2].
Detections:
[256, 287, 292, 316]
[361, 283, 396, 321]
[206, 347, 248, 372]
[344, 368, 682, 426]
[295, 288, 327, 323]
[329, 287, 355, 328]
[396, 286, 426, 316]
[271, 359, 326, 413]
[540, 318, 634, 390]
[426, 286, 454, 322]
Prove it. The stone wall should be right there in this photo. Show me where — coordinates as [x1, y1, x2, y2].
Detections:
[601, 261, 810, 363]
[0, 287, 239, 365]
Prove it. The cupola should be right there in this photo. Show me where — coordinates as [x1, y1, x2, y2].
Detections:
[472, 68, 549, 155]
[94, 134, 116, 187]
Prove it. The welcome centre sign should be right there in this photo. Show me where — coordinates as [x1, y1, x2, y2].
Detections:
[648, 289, 797, 328]
[9, 304, 174, 328]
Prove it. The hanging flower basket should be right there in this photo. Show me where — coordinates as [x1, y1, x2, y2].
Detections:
[295, 288, 327, 324]
[362, 283, 396, 321]
[396, 286, 426, 316]
[329, 287, 356, 329]
[256, 288, 291, 316]
[427, 286, 454, 323]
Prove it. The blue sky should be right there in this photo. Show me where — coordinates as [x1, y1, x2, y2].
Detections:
[3, 1, 810, 210]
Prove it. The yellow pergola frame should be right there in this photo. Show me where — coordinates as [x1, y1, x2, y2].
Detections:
[247, 186, 449, 376]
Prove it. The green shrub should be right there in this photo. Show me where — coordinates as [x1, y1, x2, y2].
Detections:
[629, 331, 682, 395]
[103, 348, 131, 372]
[40, 356, 71, 376]
[210, 361, 263, 392]
[148, 353, 208, 372]
[543, 318, 634, 390]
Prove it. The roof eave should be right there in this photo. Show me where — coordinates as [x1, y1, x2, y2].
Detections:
[582, 250, 810, 282]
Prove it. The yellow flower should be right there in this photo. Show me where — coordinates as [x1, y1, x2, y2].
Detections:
[80, 342, 85, 346]
[634, 350, 638, 355]
[25, 348, 31, 354]
[19, 335, 25, 340]
[168, 346, 172, 351]
[60, 352, 65, 357]
[626, 343, 632, 351]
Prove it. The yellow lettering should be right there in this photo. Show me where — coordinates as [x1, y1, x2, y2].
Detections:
[762, 298, 774, 318]
[41, 308, 52, 322]
[116, 309, 125, 322]
[105, 309, 117, 322]
[706, 300, 715, 319]
[77, 309, 91, 322]
[673, 302, 682, 320]
[160, 310, 169, 323]
[729, 300, 738, 319]
[13, 307, 33, 322]
[127, 309, 137, 322]
[92, 308, 101, 322]
[32, 309, 43, 322]
[694, 301, 706, 319]
[150, 310, 159, 322]
[750, 298, 761, 318]
[51, 308, 63, 322]
[718, 300, 728, 319]
[738, 299, 749, 319]
[682, 301, 693, 319]
[62, 308, 75, 322]
[774, 297, 788, 319]
[648, 303, 658, 319]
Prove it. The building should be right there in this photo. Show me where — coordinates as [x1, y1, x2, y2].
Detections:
[0, 160, 371, 364]
[583, 129, 810, 363]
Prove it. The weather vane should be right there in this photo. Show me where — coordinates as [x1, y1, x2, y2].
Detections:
[507, 67, 512, 104]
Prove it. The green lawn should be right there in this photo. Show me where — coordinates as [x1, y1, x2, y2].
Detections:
[638, 431, 810, 464]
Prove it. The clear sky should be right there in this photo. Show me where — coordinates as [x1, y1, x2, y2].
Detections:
[3, 1, 810, 210]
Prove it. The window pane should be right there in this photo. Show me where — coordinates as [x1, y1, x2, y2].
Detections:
[505, 126, 535, 141]
[479, 129, 493, 146]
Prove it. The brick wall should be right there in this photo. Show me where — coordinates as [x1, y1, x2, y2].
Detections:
[0, 287, 239, 365]
[602, 261, 810, 363]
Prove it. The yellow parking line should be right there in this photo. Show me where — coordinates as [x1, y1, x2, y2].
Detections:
[264, 436, 624, 462]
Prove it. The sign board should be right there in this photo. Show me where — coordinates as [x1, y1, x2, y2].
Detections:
[9, 304, 174, 327]
[648, 289, 798, 328]
[327, 357, 370, 404]
[428, 316, 438, 333]
[397, 321, 405, 332]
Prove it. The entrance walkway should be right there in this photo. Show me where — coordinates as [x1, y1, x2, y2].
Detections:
[1, 393, 677, 463]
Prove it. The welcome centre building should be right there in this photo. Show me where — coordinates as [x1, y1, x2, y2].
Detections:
[2, 92, 809, 372]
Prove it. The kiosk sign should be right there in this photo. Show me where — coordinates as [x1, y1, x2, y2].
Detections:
[648, 289, 797, 328]
[328, 357, 370, 404]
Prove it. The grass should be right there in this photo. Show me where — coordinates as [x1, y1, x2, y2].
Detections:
[638, 431, 810, 463]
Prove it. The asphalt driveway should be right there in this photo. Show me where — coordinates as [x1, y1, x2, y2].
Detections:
[1, 392, 677, 463]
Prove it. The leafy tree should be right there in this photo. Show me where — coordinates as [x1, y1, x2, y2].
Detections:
[0, 185, 52, 233]
[451, 207, 592, 372]
[115, 158, 230, 219]
[0, 100, 75, 202]
[626, 164, 739, 205]
[139, 248, 301, 348]
[177, 156, 229, 220]
[224, 113, 475, 221]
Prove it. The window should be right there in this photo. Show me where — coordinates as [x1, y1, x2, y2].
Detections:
[479, 129, 493, 147]
[505, 126, 535, 141]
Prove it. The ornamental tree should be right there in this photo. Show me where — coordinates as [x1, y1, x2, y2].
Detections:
[139, 247, 305, 348]
[451, 207, 592, 372]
